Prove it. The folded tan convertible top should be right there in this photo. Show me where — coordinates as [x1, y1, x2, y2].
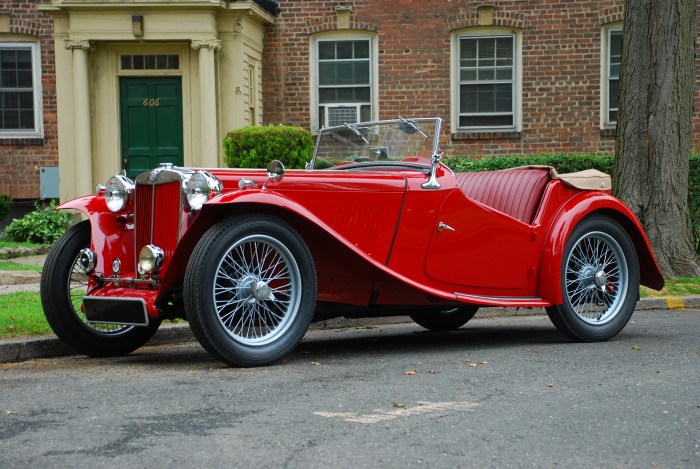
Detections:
[504, 165, 612, 191]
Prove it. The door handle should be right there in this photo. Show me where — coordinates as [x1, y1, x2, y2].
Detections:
[438, 222, 456, 232]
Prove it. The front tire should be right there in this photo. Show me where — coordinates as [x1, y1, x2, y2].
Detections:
[40, 221, 161, 357]
[546, 215, 640, 341]
[410, 306, 479, 331]
[184, 215, 317, 367]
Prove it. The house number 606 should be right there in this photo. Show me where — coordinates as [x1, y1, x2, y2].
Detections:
[142, 98, 160, 107]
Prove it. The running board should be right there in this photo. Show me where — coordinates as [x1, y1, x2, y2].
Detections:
[454, 292, 550, 308]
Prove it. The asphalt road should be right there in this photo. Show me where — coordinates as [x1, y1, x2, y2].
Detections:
[1, 311, 698, 468]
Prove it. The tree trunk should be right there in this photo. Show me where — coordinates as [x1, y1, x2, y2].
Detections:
[614, 0, 699, 277]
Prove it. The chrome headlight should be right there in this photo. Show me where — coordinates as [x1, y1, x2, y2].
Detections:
[139, 245, 164, 273]
[105, 175, 134, 213]
[185, 171, 223, 211]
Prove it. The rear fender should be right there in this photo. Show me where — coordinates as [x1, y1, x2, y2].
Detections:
[538, 193, 664, 305]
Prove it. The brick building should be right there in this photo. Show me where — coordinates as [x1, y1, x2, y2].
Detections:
[263, 0, 700, 157]
[0, 1, 57, 209]
[1, 0, 277, 205]
[1, 0, 699, 206]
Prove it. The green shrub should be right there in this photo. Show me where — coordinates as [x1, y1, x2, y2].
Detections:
[223, 125, 314, 169]
[0, 193, 11, 221]
[4, 200, 71, 244]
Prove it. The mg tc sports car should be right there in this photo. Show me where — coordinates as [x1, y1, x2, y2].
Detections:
[40, 117, 664, 367]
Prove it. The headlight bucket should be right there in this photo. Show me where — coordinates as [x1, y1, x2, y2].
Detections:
[139, 245, 165, 274]
[185, 171, 223, 211]
[105, 175, 135, 213]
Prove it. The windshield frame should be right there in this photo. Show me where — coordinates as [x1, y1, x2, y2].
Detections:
[309, 117, 442, 170]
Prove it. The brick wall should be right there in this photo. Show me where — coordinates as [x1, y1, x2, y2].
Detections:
[263, 0, 700, 158]
[0, 1, 57, 200]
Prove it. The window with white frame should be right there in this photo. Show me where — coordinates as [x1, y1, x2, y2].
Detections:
[316, 38, 372, 129]
[604, 28, 622, 126]
[457, 34, 516, 129]
[0, 42, 42, 137]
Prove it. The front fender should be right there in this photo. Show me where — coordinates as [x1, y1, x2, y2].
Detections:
[160, 189, 355, 293]
[58, 194, 106, 216]
[538, 193, 664, 305]
[160, 189, 460, 303]
[56, 195, 135, 277]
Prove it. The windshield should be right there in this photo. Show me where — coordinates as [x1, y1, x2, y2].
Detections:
[310, 117, 442, 169]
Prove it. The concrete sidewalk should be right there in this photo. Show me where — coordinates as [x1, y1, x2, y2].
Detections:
[1, 252, 698, 363]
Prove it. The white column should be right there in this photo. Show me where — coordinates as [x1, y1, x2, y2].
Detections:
[192, 39, 221, 168]
[64, 40, 94, 195]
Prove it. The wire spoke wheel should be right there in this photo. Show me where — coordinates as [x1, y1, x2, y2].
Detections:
[546, 215, 639, 342]
[185, 215, 316, 367]
[213, 234, 301, 346]
[564, 231, 628, 325]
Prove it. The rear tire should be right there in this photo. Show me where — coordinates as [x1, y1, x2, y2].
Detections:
[184, 214, 317, 367]
[546, 215, 640, 341]
[410, 306, 479, 331]
[40, 221, 161, 357]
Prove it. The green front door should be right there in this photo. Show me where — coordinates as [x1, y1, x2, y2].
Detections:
[119, 77, 184, 178]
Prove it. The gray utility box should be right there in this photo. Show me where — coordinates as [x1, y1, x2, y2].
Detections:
[40, 166, 59, 199]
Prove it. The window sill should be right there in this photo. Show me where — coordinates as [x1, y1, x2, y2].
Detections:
[0, 135, 45, 146]
[600, 128, 616, 138]
[451, 131, 522, 141]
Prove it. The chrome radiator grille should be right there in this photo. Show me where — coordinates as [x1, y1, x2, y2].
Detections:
[134, 180, 182, 272]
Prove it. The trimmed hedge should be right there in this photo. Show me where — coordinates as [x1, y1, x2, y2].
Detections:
[443, 153, 614, 174]
[444, 153, 700, 254]
[689, 155, 700, 253]
[223, 125, 314, 169]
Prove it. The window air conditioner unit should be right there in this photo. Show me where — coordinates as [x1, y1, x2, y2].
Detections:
[326, 105, 360, 127]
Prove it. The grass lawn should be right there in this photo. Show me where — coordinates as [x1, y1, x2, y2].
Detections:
[0, 261, 42, 272]
[0, 291, 52, 337]
[640, 277, 700, 298]
[0, 240, 43, 250]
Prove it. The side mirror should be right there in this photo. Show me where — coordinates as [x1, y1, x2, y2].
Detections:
[264, 160, 285, 190]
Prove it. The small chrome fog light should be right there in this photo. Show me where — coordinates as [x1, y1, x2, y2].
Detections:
[139, 245, 165, 273]
[77, 248, 96, 274]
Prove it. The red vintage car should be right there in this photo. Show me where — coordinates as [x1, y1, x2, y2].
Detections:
[41, 117, 664, 366]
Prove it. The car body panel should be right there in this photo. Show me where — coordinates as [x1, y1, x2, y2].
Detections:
[426, 188, 540, 291]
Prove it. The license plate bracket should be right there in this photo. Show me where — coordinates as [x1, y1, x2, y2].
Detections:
[83, 297, 150, 327]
